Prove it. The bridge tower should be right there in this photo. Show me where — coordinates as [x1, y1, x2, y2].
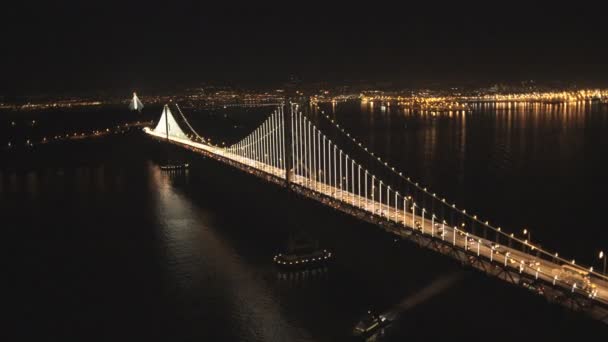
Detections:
[164, 104, 169, 142]
[282, 102, 294, 185]
[128, 92, 144, 112]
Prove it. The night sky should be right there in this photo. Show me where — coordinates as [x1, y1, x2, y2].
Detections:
[2, 3, 607, 94]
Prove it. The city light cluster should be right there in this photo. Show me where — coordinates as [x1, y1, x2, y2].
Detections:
[359, 89, 608, 110]
[0, 100, 103, 111]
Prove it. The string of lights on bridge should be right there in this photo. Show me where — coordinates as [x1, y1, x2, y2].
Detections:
[154, 103, 607, 283]
[174, 103, 212, 145]
[314, 107, 607, 278]
[226, 108, 285, 169]
[145, 103, 608, 319]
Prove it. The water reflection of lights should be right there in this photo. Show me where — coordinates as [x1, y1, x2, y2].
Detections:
[148, 163, 315, 341]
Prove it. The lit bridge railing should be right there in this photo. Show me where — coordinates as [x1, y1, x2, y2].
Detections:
[144, 102, 608, 324]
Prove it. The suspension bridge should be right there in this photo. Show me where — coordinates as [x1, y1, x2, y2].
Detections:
[144, 102, 608, 325]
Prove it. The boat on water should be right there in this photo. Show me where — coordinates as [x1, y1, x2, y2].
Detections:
[160, 163, 189, 171]
[273, 249, 332, 269]
[273, 236, 333, 270]
[352, 310, 391, 339]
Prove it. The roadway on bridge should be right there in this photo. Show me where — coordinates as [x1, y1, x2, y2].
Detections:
[144, 128, 608, 312]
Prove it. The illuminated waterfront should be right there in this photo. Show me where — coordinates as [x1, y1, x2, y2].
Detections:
[5, 2, 608, 339]
[4, 100, 608, 340]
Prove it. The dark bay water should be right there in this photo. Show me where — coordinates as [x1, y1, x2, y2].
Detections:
[3, 101, 608, 341]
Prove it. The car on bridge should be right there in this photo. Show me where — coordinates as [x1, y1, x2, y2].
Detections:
[558, 264, 597, 294]
[524, 259, 541, 268]
[490, 243, 503, 254]
[434, 223, 445, 233]
[506, 256, 518, 266]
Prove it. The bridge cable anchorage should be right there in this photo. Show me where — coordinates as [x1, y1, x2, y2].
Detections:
[316, 110, 608, 281]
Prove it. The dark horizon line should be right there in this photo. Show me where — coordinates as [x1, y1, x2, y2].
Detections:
[3, 77, 608, 100]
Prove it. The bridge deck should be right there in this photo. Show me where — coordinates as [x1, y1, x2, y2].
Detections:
[145, 128, 608, 323]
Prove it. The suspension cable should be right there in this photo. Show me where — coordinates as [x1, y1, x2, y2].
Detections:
[315, 108, 606, 279]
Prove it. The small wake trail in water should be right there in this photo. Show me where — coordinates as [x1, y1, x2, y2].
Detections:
[385, 272, 463, 321]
